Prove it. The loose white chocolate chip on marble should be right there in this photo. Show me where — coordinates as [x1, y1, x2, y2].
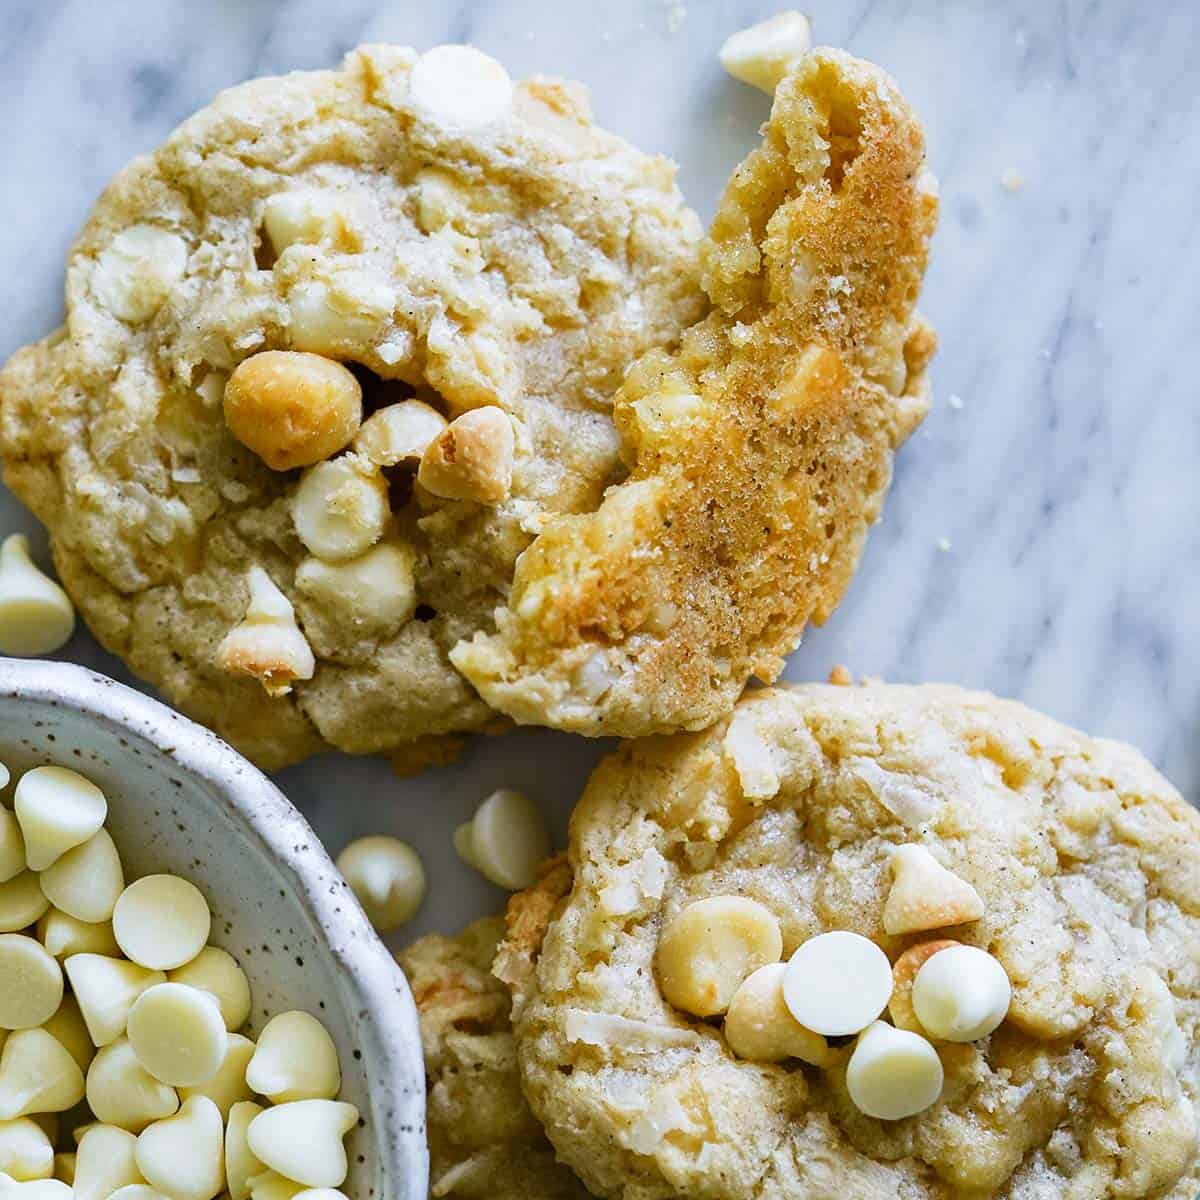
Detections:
[295, 543, 417, 637]
[37, 910, 120, 960]
[0, 874, 49, 934]
[246, 1099, 359, 1189]
[845, 1020, 944, 1120]
[336, 836, 426, 932]
[225, 1101, 265, 1200]
[657, 896, 783, 1018]
[180, 1033, 255, 1119]
[42, 997, 94, 1074]
[14, 766, 107, 872]
[0, 806, 24, 885]
[883, 844, 984, 936]
[0, 1029, 84, 1118]
[73, 1123, 143, 1200]
[113, 875, 211, 971]
[723, 963, 832, 1066]
[126, 984, 226, 1088]
[456, 789, 550, 891]
[135, 1095, 225, 1200]
[246, 1012, 340, 1104]
[215, 567, 316, 698]
[782, 930, 893, 1037]
[64, 955, 165, 1048]
[0, 1118, 53, 1181]
[0, 535, 75, 658]
[39, 829, 124, 924]
[85, 1039, 179, 1132]
[418, 407, 515, 504]
[719, 11, 812, 93]
[0, 937, 63, 1030]
[168, 947, 251, 1032]
[263, 190, 355, 255]
[888, 939, 959, 1035]
[91, 225, 188, 324]
[911, 944, 1011, 1042]
[292, 456, 390, 561]
[409, 45, 514, 130]
[353, 399, 447, 467]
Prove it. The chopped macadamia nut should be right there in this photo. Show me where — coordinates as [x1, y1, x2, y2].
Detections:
[134, 1095, 225, 1200]
[292, 457, 390, 561]
[336, 836, 426, 932]
[245, 1012, 340, 1104]
[168, 947, 251, 1032]
[215, 567, 316, 698]
[409, 45, 514, 130]
[657, 896, 783, 1018]
[846, 1020, 944, 1120]
[0, 535, 75, 657]
[14, 767, 107, 872]
[91, 225, 188, 324]
[455, 790, 550, 891]
[224, 352, 363, 472]
[719, 11, 812, 93]
[286, 281, 389, 356]
[113, 876, 211, 971]
[126, 985, 226, 1088]
[418, 407, 514, 503]
[782, 931, 892, 1037]
[246, 1100, 359, 1189]
[911, 944, 1011, 1042]
[883, 844, 984, 935]
[724, 963, 832, 1065]
[888, 939, 959, 1035]
[0, 1028, 84, 1117]
[263, 191, 357, 255]
[353, 399, 447, 467]
[38, 830, 123, 924]
[0, 936, 63, 1030]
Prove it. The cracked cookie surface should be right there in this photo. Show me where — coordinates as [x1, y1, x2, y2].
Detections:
[0, 44, 704, 768]
[499, 684, 1200, 1199]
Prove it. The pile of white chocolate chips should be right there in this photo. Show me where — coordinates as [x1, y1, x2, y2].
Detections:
[657, 843, 1012, 1120]
[0, 761, 359, 1200]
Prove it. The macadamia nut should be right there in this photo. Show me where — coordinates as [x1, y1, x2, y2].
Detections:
[418, 407, 514, 503]
[292, 457, 390, 561]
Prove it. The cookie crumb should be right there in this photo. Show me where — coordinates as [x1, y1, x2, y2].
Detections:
[947, 393, 964, 411]
[828, 664, 853, 686]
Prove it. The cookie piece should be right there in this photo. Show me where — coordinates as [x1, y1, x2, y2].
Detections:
[0, 44, 704, 768]
[499, 684, 1200, 1199]
[452, 49, 938, 735]
[398, 875, 591, 1199]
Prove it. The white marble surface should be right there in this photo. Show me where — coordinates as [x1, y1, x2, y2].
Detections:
[1, 0, 1197, 946]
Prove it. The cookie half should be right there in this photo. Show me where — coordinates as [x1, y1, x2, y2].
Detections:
[499, 684, 1200, 1199]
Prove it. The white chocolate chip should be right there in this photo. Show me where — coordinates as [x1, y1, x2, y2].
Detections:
[126, 984, 226, 1088]
[134, 1096, 225, 1200]
[246, 1100, 358, 1189]
[0, 807, 23, 885]
[225, 1101, 265, 1200]
[782, 930, 893, 1037]
[456, 790, 550, 891]
[113, 876, 211, 971]
[0, 874, 49, 934]
[353, 400, 447, 467]
[0, 936, 63, 1030]
[39, 829, 124, 923]
[845, 1020, 944, 1120]
[0, 1028, 84, 1118]
[42, 997, 94, 1073]
[657, 896, 783, 1018]
[293, 1191, 348, 1200]
[336, 836, 426, 932]
[180, 1032, 254, 1119]
[409, 45, 514, 130]
[37, 910, 120, 960]
[73, 1124, 143, 1200]
[215, 568, 316, 698]
[245, 1012, 340, 1104]
[888, 939, 959, 1036]
[110, 1188, 171, 1200]
[0, 1119, 53, 1181]
[168, 947, 251, 1032]
[718, 11, 812, 93]
[13, 766, 107, 871]
[723, 963, 832, 1066]
[295, 543, 417, 638]
[286, 282, 383, 355]
[883, 844, 984, 936]
[17, 1183, 73, 1200]
[263, 191, 356, 255]
[292, 457, 390, 562]
[0, 536, 75, 658]
[64, 955, 165, 1047]
[911, 944, 1011, 1042]
[52, 1152, 74, 1185]
[247, 1172, 305, 1200]
[418, 407, 515, 504]
[92, 225, 188, 324]
[85, 1039, 179, 1132]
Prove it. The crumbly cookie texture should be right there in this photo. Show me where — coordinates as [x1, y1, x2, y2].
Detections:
[0, 44, 704, 768]
[498, 684, 1200, 1200]
[397, 882, 591, 1200]
[452, 49, 938, 735]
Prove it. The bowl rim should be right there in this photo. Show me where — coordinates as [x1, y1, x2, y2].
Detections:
[0, 655, 428, 1199]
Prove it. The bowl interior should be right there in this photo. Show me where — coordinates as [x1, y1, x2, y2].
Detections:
[0, 660, 426, 1199]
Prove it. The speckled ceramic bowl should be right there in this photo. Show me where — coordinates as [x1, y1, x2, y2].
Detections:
[0, 657, 427, 1200]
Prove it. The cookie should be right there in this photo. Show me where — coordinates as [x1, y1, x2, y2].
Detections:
[498, 684, 1200, 1199]
[397, 880, 590, 1200]
[451, 49, 938, 736]
[0, 44, 704, 768]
